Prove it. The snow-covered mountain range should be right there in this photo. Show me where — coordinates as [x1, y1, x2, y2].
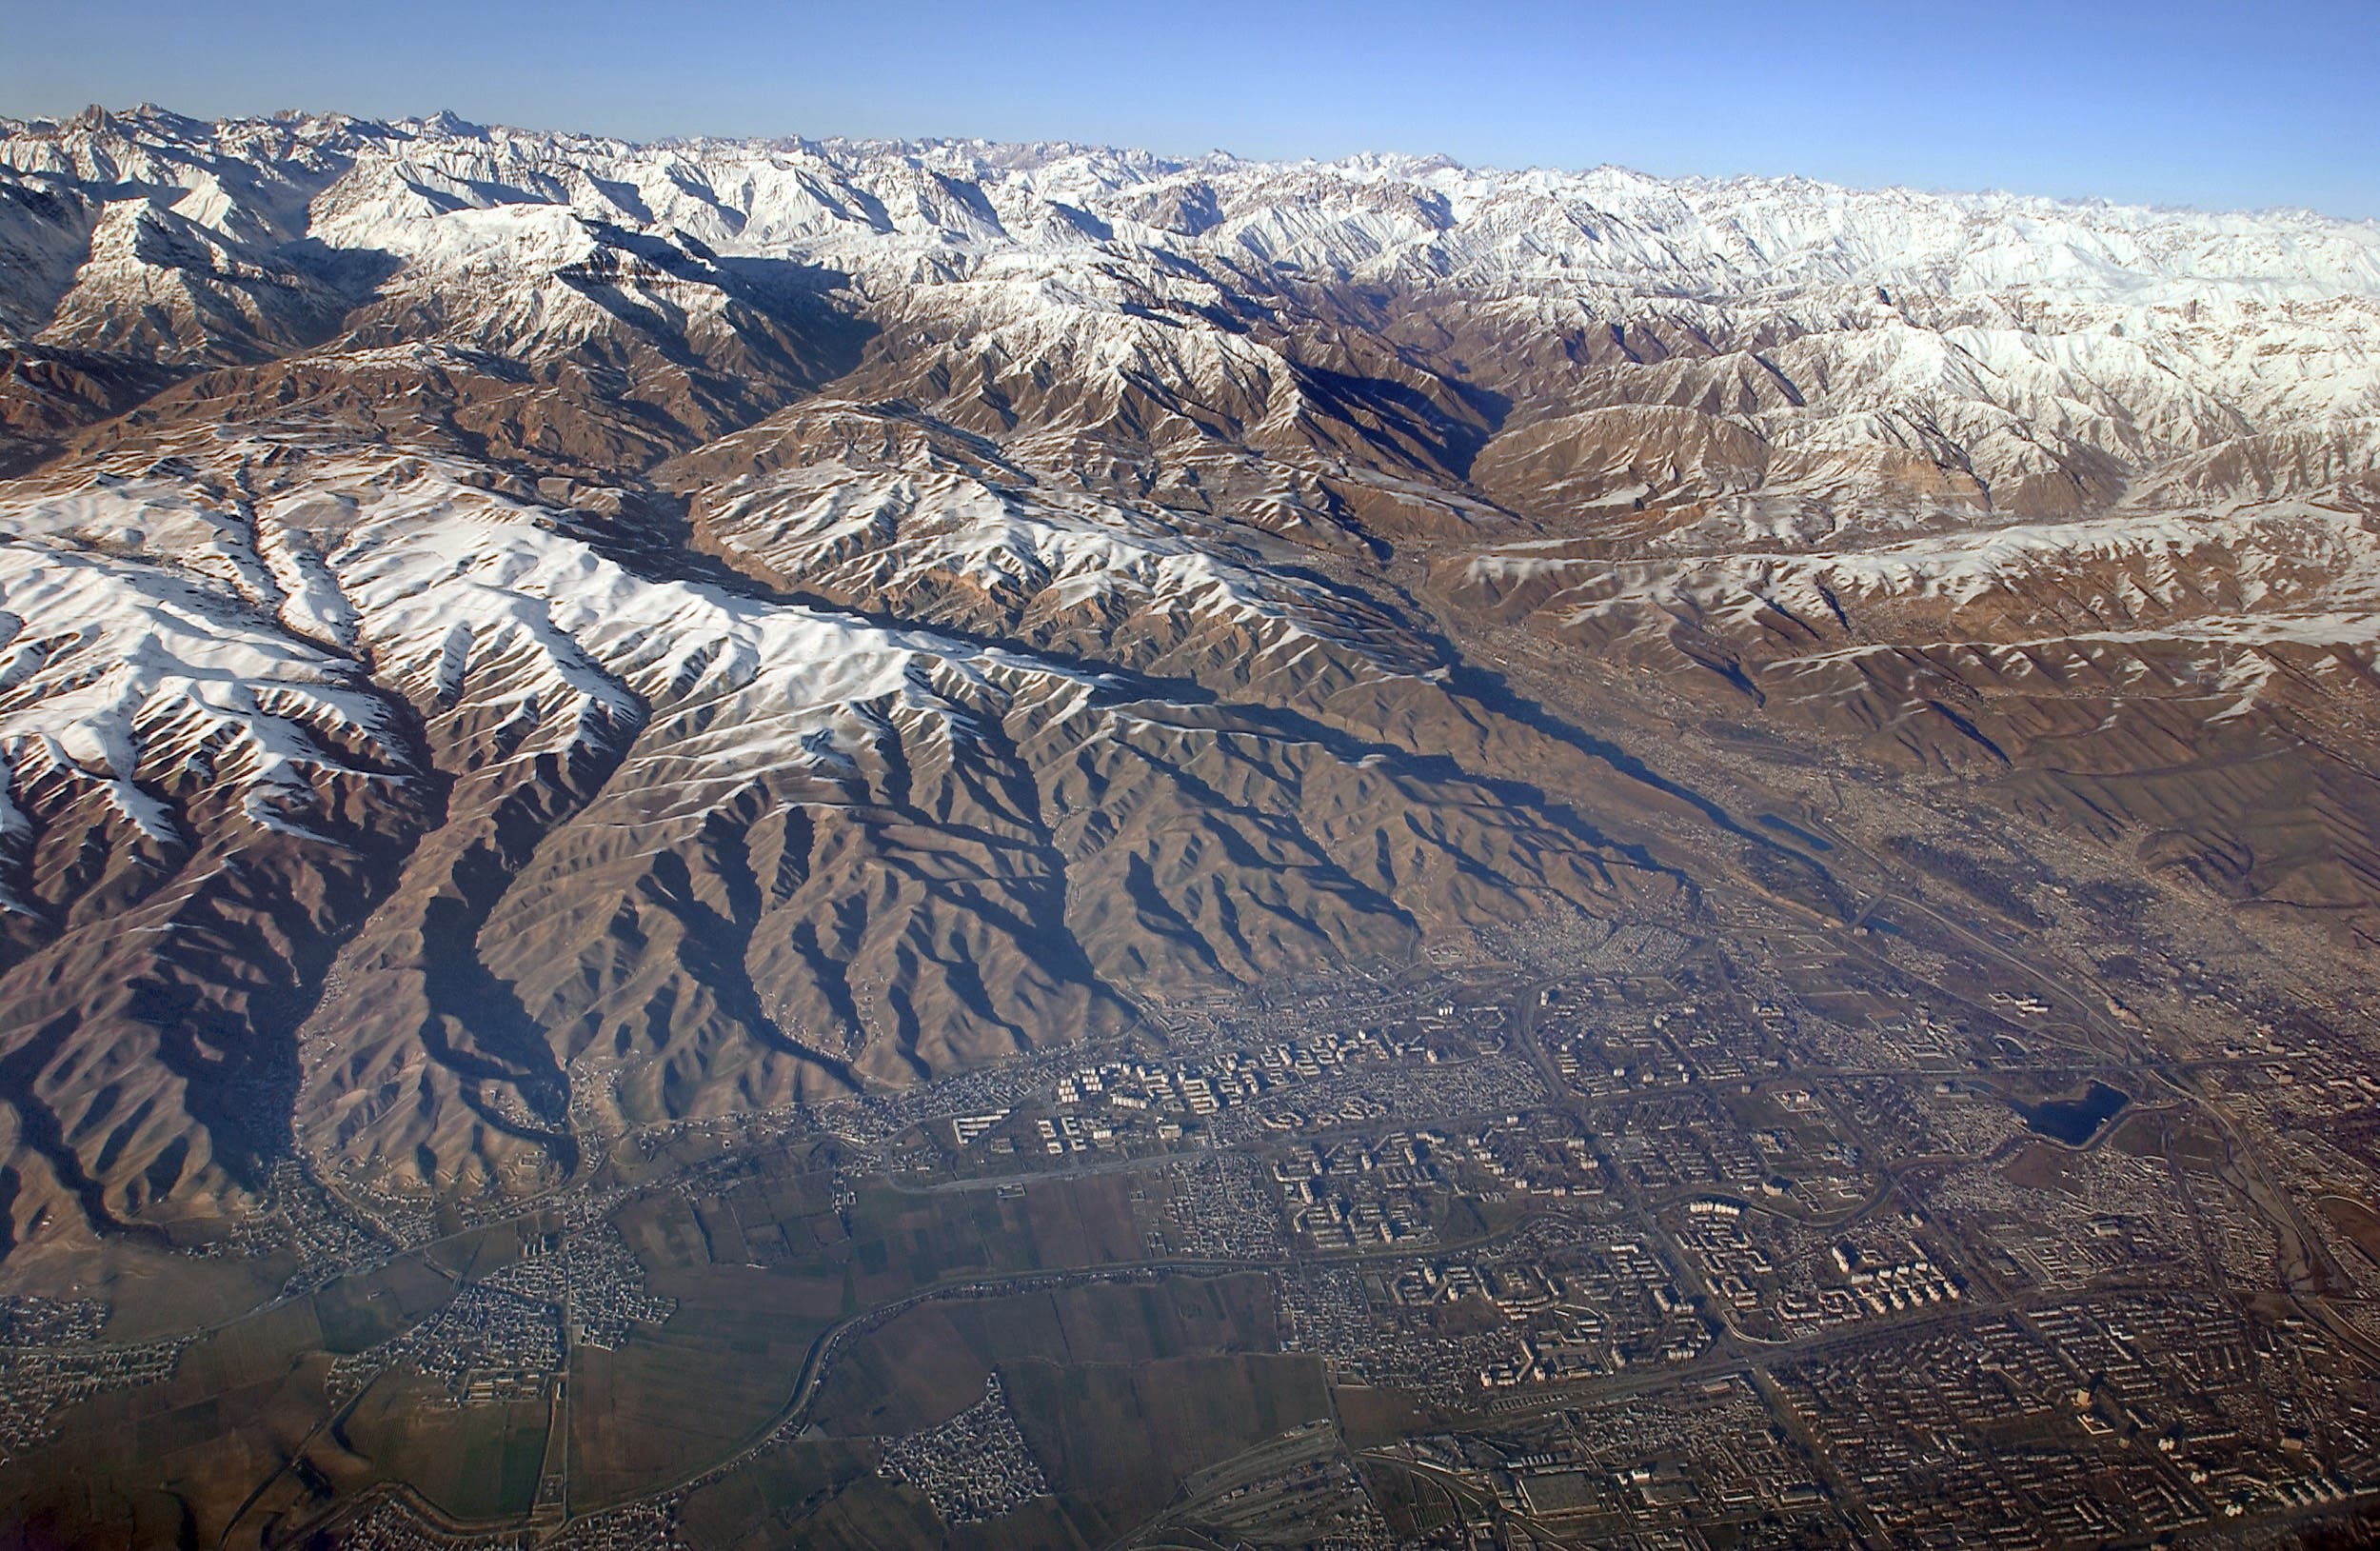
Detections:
[1, 104, 2375, 1245]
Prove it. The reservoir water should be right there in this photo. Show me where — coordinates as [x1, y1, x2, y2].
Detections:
[2017, 1081, 2130, 1145]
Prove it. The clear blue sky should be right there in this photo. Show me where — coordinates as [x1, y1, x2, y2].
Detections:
[3, 0, 2372, 218]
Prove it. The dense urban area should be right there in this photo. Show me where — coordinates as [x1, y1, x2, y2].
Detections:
[2, 99, 2379, 1551]
[6, 897, 2378, 1550]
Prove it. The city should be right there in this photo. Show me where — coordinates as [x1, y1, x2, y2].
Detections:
[4, 900, 2376, 1549]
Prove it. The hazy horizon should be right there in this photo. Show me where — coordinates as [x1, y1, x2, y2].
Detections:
[2, 0, 2372, 222]
[13, 96, 2380, 229]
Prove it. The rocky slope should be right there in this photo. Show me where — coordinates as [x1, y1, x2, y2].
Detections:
[0, 103, 2374, 1245]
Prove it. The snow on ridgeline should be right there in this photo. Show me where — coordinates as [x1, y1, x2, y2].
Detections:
[1460, 499, 2380, 654]
[328, 452, 1122, 823]
[5, 105, 2376, 498]
[3, 104, 2376, 308]
[685, 448, 1430, 695]
[0, 442, 1155, 859]
[0, 398, 1456, 892]
[0, 543, 403, 862]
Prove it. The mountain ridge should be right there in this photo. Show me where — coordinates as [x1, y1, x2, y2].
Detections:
[0, 102, 2373, 1256]
[12, 101, 2378, 228]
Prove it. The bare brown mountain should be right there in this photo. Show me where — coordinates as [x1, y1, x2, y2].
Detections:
[0, 106, 2374, 1248]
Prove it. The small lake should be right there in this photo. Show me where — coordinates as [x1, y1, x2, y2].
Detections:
[2017, 1081, 2131, 1145]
